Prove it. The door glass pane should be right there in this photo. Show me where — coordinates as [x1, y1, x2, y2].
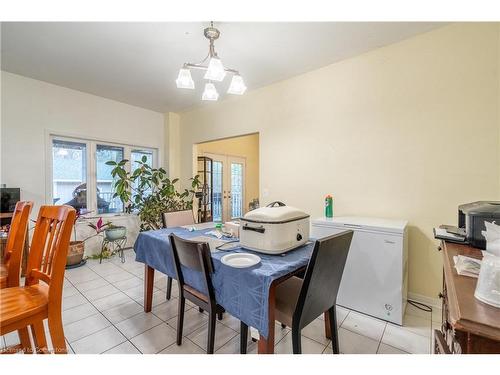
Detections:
[231, 163, 243, 219]
[96, 145, 124, 214]
[52, 140, 87, 212]
[131, 150, 154, 197]
[212, 161, 223, 222]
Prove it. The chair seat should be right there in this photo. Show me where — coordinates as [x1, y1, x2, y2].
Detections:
[0, 284, 49, 330]
[275, 276, 303, 327]
[0, 264, 7, 289]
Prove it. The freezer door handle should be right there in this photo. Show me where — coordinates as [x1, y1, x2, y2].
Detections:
[384, 239, 396, 244]
[342, 224, 363, 229]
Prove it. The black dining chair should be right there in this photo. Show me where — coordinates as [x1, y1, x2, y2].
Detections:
[162, 210, 196, 301]
[169, 233, 242, 354]
[241, 230, 353, 354]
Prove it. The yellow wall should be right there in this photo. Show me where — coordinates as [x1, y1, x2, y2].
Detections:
[196, 133, 260, 213]
[175, 23, 500, 300]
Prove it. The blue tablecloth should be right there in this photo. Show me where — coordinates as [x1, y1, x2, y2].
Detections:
[134, 227, 314, 338]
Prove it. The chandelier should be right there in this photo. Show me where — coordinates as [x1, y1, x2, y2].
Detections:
[176, 22, 247, 100]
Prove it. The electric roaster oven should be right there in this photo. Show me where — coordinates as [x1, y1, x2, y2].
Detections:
[239, 201, 310, 254]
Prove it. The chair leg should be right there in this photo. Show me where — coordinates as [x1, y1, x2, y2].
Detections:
[166, 277, 172, 300]
[31, 321, 48, 354]
[328, 306, 340, 354]
[281, 323, 286, 329]
[198, 307, 204, 313]
[47, 313, 67, 354]
[240, 321, 248, 354]
[291, 326, 302, 354]
[18, 327, 33, 354]
[176, 297, 185, 345]
[217, 311, 223, 320]
[207, 311, 216, 354]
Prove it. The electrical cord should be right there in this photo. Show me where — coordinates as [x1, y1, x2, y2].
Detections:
[407, 299, 433, 313]
[215, 240, 240, 251]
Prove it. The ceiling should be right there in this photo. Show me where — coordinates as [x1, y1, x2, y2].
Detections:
[1, 22, 445, 113]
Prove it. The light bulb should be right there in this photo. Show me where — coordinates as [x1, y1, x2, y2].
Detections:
[176, 68, 195, 89]
[204, 57, 226, 82]
[202, 83, 219, 101]
[227, 74, 247, 95]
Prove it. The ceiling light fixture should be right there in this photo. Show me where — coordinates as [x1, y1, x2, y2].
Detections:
[176, 22, 247, 101]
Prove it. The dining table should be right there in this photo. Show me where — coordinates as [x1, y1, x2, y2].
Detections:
[134, 225, 334, 354]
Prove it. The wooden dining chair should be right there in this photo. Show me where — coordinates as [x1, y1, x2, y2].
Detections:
[0, 205, 76, 354]
[0, 201, 33, 289]
[162, 210, 195, 301]
[241, 230, 353, 354]
[169, 233, 240, 354]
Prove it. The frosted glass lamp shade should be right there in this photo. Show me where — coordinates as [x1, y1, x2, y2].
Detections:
[227, 74, 247, 95]
[202, 83, 219, 101]
[204, 57, 226, 82]
[176, 68, 195, 89]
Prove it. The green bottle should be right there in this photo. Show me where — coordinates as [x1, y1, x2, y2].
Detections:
[325, 195, 333, 218]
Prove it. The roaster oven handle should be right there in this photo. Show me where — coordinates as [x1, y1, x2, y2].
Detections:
[266, 201, 286, 208]
[242, 224, 266, 233]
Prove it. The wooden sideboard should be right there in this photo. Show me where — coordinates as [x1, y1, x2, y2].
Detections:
[434, 241, 500, 354]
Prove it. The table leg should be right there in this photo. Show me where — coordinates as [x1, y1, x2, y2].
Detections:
[258, 283, 276, 354]
[324, 311, 332, 340]
[144, 265, 154, 312]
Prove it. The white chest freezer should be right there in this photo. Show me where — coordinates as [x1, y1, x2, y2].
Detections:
[311, 216, 408, 325]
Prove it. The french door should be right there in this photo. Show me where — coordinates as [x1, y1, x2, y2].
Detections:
[204, 153, 245, 222]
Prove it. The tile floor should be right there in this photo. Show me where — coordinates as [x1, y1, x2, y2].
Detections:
[0, 249, 440, 354]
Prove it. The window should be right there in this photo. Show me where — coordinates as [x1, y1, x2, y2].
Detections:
[96, 144, 124, 214]
[52, 140, 87, 210]
[50, 136, 157, 215]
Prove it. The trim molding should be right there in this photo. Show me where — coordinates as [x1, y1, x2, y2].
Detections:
[408, 292, 441, 310]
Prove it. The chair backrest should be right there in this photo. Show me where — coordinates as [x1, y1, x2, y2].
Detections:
[162, 210, 195, 228]
[25, 205, 76, 305]
[293, 230, 353, 329]
[168, 233, 215, 301]
[3, 201, 33, 287]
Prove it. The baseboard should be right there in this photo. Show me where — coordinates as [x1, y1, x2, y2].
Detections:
[407, 292, 441, 310]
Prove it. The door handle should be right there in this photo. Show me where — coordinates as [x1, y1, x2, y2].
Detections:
[384, 239, 396, 244]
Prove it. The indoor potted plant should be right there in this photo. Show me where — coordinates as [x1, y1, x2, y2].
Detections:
[106, 156, 200, 231]
[67, 216, 111, 267]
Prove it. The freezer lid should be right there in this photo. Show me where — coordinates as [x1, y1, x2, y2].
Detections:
[242, 201, 309, 223]
[312, 216, 407, 234]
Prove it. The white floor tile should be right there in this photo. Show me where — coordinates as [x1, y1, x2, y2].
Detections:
[82, 283, 120, 301]
[71, 326, 126, 354]
[336, 327, 379, 354]
[341, 310, 387, 341]
[274, 332, 327, 354]
[63, 302, 100, 325]
[73, 277, 109, 292]
[64, 313, 111, 343]
[166, 308, 208, 336]
[104, 271, 136, 283]
[216, 334, 258, 354]
[62, 285, 80, 298]
[93, 292, 134, 311]
[301, 318, 331, 345]
[90, 263, 124, 277]
[382, 323, 431, 354]
[152, 299, 182, 322]
[377, 343, 409, 354]
[65, 268, 101, 284]
[187, 322, 238, 352]
[102, 300, 144, 324]
[62, 293, 88, 311]
[115, 312, 163, 339]
[114, 276, 143, 291]
[124, 284, 159, 300]
[405, 303, 432, 321]
[217, 312, 241, 332]
[104, 341, 141, 354]
[130, 323, 177, 353]
[160, 339, 205, 354]
[399, 313, 432, 338]
[135, 290, 174, 308]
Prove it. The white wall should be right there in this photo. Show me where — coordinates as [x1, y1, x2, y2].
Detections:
[177, 23, 500, 299]
[1, 71, 165, 254]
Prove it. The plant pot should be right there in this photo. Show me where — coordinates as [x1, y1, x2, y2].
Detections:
[67, 240, 85, 266]
[105, 226, 127, 241]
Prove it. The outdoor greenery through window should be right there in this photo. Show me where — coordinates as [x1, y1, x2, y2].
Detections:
[50, 136, 156, 215]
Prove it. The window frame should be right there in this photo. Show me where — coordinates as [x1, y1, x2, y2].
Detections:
[47, 133, 158, 217]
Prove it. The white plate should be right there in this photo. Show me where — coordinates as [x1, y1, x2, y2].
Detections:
[221, 253, 261, 268]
